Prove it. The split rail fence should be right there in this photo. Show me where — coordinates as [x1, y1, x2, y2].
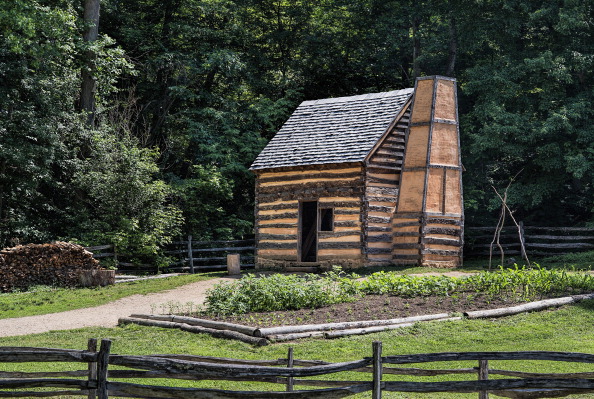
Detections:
[3, 339, 594, 398]
[465, 224, 594, 259]
[87, 225, 594, 272]
[166, 236, 255, 273]
[85, 237, 255, 274]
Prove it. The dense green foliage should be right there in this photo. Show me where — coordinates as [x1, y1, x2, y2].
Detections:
[2, 0, 594, 261]
[205, 267, 594, 315]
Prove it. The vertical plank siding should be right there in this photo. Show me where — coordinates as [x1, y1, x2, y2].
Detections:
[254, 164, 365, 269]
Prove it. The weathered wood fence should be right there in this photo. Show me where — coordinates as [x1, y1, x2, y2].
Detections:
[166, 236, 255, 273]
[3, 339, 594, 398]
[83, 245, 157, 274]
[465, 225, 594, 258]
[88, 225, 593, 272]
[85, 237, 255, 274]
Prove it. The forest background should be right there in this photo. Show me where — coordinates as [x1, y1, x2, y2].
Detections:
[1, 0, 593, 264]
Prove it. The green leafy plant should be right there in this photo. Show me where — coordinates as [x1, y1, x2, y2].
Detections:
[203, 266, 594, 316]
[204, 268, 362, 316]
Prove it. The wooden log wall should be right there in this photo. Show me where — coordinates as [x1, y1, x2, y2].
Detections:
[254, 163, 365, 269]
[363, 106, 410, 265]
[393, 76, 464, 268]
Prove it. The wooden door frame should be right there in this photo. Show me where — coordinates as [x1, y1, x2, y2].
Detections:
[298, 200, 319, 262]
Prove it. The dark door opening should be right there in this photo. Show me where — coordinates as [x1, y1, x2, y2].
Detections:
[300, 201, 318, 262]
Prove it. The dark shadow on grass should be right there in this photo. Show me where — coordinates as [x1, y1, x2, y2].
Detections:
[574, 298, 594, 311]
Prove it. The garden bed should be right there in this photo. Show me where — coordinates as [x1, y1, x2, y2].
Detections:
[204, 293, 531, 327]
[120, 267, 594, 344]
[122, 292, 594, 344]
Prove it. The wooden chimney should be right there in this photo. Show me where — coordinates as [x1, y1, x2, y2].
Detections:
[394, 76, 464, 267]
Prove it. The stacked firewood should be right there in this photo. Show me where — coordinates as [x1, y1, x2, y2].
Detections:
[0, 242, 102, 292]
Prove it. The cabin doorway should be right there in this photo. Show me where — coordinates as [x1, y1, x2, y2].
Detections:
[299, 201, 318, 262]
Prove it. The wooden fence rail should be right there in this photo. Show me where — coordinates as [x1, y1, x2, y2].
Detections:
[166, 235, 255, 273]
[84, 237, 255, 274]
[465, 224, 594, 258]
[2, 339, 594, 398]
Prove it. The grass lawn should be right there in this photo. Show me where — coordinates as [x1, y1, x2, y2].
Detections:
[0, 272, 223, 319]
[2, 300, 594, 398]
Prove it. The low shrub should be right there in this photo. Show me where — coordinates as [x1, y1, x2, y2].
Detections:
[539, 250, 594, 267]
[204, 267, 361, 315]
[463, 265, 594, 300]
[358, 272, 462, 296]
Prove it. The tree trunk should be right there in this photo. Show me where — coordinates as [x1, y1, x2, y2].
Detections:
[147, 0, 180, 147]
[412, 16, 421, 80]
[80, 0, 100, 127]
[446, 18, 457, 76]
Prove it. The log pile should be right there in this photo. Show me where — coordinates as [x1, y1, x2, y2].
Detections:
[0, 242, 107, 292]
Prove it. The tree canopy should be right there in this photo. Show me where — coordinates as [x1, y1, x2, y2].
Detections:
[2, 0, 593, 260]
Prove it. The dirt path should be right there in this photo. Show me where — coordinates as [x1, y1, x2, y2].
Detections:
[0, 276, 237, 338]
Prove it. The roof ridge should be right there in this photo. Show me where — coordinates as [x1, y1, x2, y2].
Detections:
[250, 87, 414, 171]
[300, 88, 413, 106]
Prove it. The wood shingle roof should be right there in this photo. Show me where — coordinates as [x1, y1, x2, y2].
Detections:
[250, 88, 414, 170]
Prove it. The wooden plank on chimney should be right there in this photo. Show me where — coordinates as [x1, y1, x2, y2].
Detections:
[445, 169, 463, 215]
[425, 168, 444, 214]
[410, 79, 434, 123]
[434, 79, 457, 121]
[396, 170, 426, 213]
[403, 126, 430, 168]
[430, 123, 459, 166]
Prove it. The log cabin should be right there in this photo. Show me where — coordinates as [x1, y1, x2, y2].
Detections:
[250, 76, 463, 271]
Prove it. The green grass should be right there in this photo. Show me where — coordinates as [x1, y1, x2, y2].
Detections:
[535, 250, 594, 270]
[2, 300, 594, 398]
[0, 272, 223, 319]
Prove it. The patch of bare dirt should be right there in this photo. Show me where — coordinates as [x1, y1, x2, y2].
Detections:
[202, 293, 537, 328]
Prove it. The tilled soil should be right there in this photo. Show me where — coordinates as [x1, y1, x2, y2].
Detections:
[204, 293, 545, 327]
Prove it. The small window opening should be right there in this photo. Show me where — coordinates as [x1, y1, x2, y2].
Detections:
[319, 208, 334, 232]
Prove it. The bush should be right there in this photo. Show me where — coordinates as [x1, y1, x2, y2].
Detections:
[204, 268, 361, 315]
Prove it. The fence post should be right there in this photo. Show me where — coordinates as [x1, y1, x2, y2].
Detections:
[227, 254, 241, 275]
[478, 359, 489, 399]
[372, 341, 383, 399]
[286, 347, 294, 392]
[187, 235, 194, 274]
[112, 245, 118, 270]
[87, 338, 98, 399]
[97, 339, 111, 399]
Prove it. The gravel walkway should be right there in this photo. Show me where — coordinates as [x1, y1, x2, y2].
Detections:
[0, 276, 237, 338]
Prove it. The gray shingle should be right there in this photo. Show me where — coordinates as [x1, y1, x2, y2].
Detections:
[250, 88, 413, 170]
